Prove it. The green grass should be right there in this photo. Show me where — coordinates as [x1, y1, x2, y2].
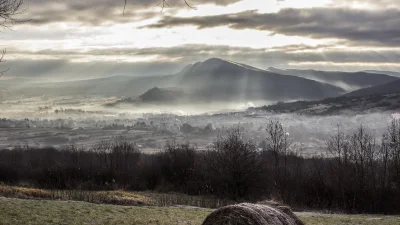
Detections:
[1, 197, 399, 225]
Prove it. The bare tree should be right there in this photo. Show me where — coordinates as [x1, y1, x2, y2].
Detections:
[265, 120, 291, 170]
[326, 124, 352, 209]
[123, 0, 196, 14]
[349, 125, 376, 190]
[0, 0, 24, 78]
[0, 0, 23, 27]
[206, 127, 262, 199]
[327, 124, 350, 165]
[0, 49, 9, 78]
[384, 119, 400, 187]
[264, 120, 292, 201]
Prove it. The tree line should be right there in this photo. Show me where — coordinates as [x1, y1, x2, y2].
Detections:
[0, 119, 399, 214]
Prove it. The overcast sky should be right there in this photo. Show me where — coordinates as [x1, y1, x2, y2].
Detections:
[2, 0, 400, 80]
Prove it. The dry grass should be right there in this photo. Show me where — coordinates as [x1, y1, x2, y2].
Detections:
[0, 185, 152, 206]
[140, 192, 233, 208]
[0, 185, 53, 199]
[0, 184, 230, 208]
[91, 190, 153, 205]
[1, 197, 399, 225]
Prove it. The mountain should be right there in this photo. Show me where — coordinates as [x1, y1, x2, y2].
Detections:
[6, 58, 347, 103]
[364, 70, 400, 78]
[8, 75, 176, 97]
[346, 79, 400, 97]
[268, 67, 399, 91]
[177, 58, 345, 102]
[139, 87, 184, 103]
[255, 92, 400, 115]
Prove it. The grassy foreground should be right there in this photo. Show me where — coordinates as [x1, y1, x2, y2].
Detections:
[1, 197, 400, 225]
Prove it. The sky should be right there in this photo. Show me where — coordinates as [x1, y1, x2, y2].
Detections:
[2, 0, 400, 80]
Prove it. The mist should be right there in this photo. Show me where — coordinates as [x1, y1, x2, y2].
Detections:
[0, 89, 396, 156]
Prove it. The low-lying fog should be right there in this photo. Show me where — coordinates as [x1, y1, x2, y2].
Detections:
[0, 95, 398, 156]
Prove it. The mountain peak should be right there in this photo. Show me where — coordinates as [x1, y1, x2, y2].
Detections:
[193, 58, 265, 73]
[203, 57, 226, 63]
[182, 58, 229, 75]
[201, 57, 227, 68]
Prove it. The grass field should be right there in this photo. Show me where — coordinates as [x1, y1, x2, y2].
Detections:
[1, 197, 399, 225]
[0, 184, 231, 208]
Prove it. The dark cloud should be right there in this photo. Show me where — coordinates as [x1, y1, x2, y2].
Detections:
[145, 8, 400, 46]
[19, 0, 240, 25]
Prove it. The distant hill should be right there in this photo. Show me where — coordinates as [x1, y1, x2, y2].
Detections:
[7, 58, 349, 103]
[107, 87, 185, 106]
[346, 79, 400, 97]
[177, 58, 345, 102]
[8, 75, 176, 98]
[255, 92, 400, 115]
[139, 87, 184, 103]
[268, 67, 398, 91]
[364, 70, 400, 78]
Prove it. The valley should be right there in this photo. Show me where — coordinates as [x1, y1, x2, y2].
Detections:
[1, 58, 400, 155]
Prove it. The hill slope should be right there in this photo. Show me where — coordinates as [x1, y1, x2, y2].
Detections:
[178, 58, 345, 102]
[268, 67, 398, 91]
[256, 92, 400, 115]
[139, 87, 184, 103]
[346, 79, 400, 97]
[7, 58, 347, 102]
[364, 70, 400, 78]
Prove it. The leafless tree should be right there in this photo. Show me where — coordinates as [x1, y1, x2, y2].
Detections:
[0, 0, 24, 78]
[123, 0, 196, 14]
[327, 124, 350, 165]
[265, 120, 291, 170]
[349, 125, 376, 191]
[206, 127, 262, 199]
[0, 0, 23, 28]
[384, 119, 400, 187]
[0, 49, 9, 78]
[264, 120, 293, 200]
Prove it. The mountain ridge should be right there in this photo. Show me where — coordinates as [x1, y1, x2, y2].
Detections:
[346, 79, 400, 97]
[177, 58, 345, 102]
[267, 67, 399, 91]
[8, 57, 399, 104]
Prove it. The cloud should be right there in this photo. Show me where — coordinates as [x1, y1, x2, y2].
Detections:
[13, 45, 400, 64]
[145, 8, 400, 46]
[5, 44, 400, 80]
[19, 0, 240, 25]
[6, 0, 400, 77]
[331, 0, 400, 9]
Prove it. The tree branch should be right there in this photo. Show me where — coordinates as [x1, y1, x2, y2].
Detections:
[123, 0, 196, 14]
[0, 1, 24, 79]
[0, 49, 9, 79]
[0, 0, 24, 28]
[123, 0, 126, 15]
